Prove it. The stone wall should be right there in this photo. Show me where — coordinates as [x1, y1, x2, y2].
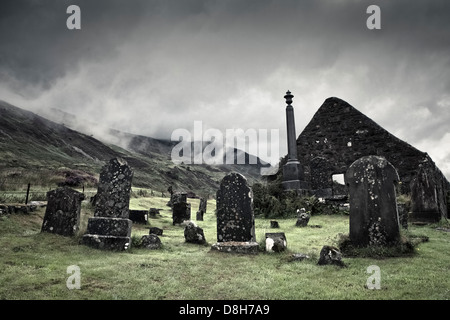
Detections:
[295, 97, 449, 216]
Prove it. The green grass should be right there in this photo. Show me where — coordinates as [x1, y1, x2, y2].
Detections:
[0, 196, 449, 300]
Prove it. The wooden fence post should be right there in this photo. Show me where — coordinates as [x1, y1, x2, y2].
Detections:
[25, 183, 31, 204]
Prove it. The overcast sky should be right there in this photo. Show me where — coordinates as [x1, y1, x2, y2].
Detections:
[1, 0, 449, 179]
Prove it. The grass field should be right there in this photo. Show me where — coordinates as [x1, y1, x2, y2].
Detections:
[0, 195, 449, 300]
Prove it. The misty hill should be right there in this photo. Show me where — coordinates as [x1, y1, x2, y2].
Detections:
[0, 100, 267, 196]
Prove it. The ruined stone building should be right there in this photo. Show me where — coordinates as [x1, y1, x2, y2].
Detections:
[294, 97, 449, 219]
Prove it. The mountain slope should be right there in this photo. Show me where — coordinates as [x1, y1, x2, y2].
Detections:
[0, 100, 265, 196]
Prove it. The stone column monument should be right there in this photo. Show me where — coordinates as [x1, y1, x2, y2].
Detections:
[282, 90, 309, 193]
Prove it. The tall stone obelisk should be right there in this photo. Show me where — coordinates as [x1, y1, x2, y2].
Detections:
[282, 90, 308, 193]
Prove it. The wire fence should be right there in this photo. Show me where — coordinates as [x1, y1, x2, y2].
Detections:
[0, 182, 167, 204]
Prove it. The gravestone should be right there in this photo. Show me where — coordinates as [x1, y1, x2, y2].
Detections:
[184, 221, 206, 244]
[82, 158, 133, 250]
[129, 210, 148, 224]
[295, 208, 310, 227]
[317, 245, 345, 267]
[140, 234, 162, 250]
[41, 187, 85, 236]
[172, 193, 191, 225]
[211, 173, 258, 254]
[410, 165, 442, 222]
[265, 232, 287, 253]
[345, 156, 400, 246]
[196, 198, 207, 221]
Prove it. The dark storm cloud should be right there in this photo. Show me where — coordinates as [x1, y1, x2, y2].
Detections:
[0, 0, 449, 177]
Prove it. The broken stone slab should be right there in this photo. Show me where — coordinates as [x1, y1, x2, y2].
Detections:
[82, 234, 131, 251]
[265, 232, 287, 253]
[210, 241, 259, 255]
[184, 221, 206, 244]
[317, 245, 345, 267]
[85, 217, 132, 237]
[290, 253, 311, 261]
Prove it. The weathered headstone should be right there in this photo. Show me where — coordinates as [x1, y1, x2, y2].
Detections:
[317, 245, 345, 267]
[82, 158, 133, 250]
[172, 193, 191, 225]
[295, 208, 310, 227]
[410, 165, 442, 223]
[41, 187, 85, 236]
[211, 173, 258, 254]
[129, 210, 148, 224]
[265, 232, 287, 253]
[184, 221, 206, 244]
[345, 156, 401, 246]
[196, 198, 207, 221]
[140, 234, 162, 250]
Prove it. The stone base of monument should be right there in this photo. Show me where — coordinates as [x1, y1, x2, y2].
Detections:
[82, 217, 132, 250]
[82, 234, 131, 250]
[210, 241, 259, 254]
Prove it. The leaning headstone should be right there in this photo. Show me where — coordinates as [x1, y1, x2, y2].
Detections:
[184, 221, 206, 244]
[345, 156, 401, 247]
[82, 158, 133, 250]
[41, 187, 85, 237]
[295, 208, 310, 227]
[410, 165, 442, 223]
[211, 173, 258, 254]
[317, 245, 345, 267]
[196, 198, 207, 221]
[172, 193, 191, 225]
[265, 232, 287, 253]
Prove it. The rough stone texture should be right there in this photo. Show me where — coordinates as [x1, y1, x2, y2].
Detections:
[83, 158, 133, 250]
[184, 221, 206, 244]
[85, 217, 132, 237]
[210, 242, 259, 254]
[318, 245, 345, 267]
[82, 234, 131, 250]
[172, 193, 191, 225]
[265, 232, 287, 252]
[129, 210, 148, 224]
[410, 164, 444, 222]
[215, 173, 256, 242]
[295, 208, 310, 227]
[41, 187, 85, 236]
[292, 97, 449, 212]
[196, 198, 207, 221]
[345, 156, 401, 246]
[94, 157, 133, 218]
[140, 234, 162, 250]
